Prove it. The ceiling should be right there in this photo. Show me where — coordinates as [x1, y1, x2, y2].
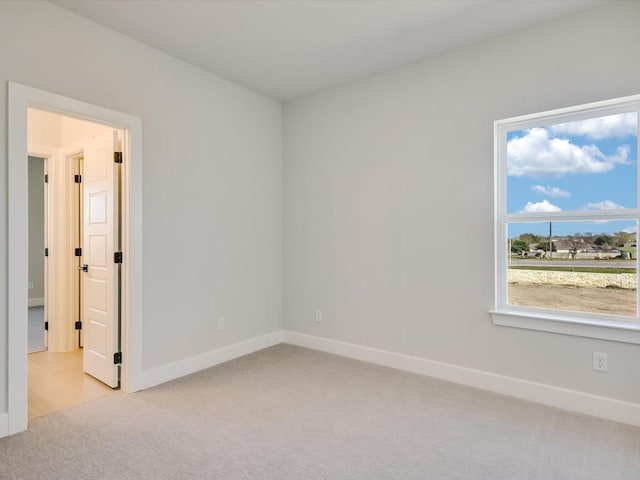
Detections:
[52, 0, 607, 101]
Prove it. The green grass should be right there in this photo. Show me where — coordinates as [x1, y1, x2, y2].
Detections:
[509, 266, 636, 274]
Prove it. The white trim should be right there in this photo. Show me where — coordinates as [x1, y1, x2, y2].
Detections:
[497, 94, 640, 129]
[7, 82, 144, 436]
[121, 120, 144, 393]
[0, 413, 8, 438]
[283, 331, 640, 427]
[490, 309, 640, 344]
[139, 331, 284, 391]
[8, 83, 29, 435]
[27, 298, 44, 307]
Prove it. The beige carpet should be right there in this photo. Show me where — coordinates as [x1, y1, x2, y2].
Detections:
[1, 344, 639, 479]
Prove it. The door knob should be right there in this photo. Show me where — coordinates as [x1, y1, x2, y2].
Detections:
[78, 264, 88, 272]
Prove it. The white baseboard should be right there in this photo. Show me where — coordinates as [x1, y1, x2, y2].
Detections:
[0, 413, 8, 439]
[283, 331, 640, 427]
[28, 297, 44, 307]
[139, 330, 284, 391]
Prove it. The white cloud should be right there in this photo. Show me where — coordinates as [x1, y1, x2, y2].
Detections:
[507, 127, 629, 177]
[521, 200, 562, 213]
[531, 184, 570, 198]
[584, 200, 625, 210]
[549, 112, 637, 140]
[623, 226, 638, 234]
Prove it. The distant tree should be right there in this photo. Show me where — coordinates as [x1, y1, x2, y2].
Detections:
[613, 231, 633, 247]
[593, 234, 614, 248]
[510, 239, 529, 254]
[518, 233, 543, 245]
[582, 232, 595, 245]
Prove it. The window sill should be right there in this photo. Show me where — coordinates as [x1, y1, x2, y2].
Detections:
[489, 309, 640, 344]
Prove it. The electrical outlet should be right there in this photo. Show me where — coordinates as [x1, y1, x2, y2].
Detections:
[315, 309, 323, 322]
[593, 352, 608, 372]
[218, 317, 225, 331]
[28, 282, 34, 290]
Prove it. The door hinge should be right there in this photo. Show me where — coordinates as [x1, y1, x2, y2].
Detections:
[75, 247, 82, 257]
[74, 174, 82, 183]
[75, 321, 82, 330]
[114, 152, 123, 164]
[44, 247, 49, 257]
[44, 174, 48, 184]
[114, 352, 122, 364]
[114, 252, 123, 264]
[44, 321, 48, 331]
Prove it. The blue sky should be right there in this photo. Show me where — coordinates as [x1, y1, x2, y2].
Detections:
[506, 112, 638, 238]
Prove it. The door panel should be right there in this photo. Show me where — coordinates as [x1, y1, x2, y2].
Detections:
[82, 131, 120, 388]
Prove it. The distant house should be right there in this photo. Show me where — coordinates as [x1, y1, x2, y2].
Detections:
[554, 238, 590, 253]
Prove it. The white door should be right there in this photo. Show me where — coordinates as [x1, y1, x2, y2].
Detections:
[81, 131, 121, 388]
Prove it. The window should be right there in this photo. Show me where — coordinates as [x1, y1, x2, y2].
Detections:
[492, 95, 640, 343]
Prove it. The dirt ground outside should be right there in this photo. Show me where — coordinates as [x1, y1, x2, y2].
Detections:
[508, 283, 636, 317]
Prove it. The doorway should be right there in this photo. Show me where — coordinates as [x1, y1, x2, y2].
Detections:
[27, 111, 123, 418]
[7, 82, 143, 436]
[27, 155, 46, 354]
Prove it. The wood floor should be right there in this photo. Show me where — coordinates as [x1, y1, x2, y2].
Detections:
[28, 348, 118, 420]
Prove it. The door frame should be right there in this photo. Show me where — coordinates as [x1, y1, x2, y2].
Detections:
[30, 143, 83, 353]
[27, 145, 57, 353]
[7, 82, 143, 435]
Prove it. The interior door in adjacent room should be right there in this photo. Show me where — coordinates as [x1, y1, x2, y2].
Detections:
[82, 130, 121, 388]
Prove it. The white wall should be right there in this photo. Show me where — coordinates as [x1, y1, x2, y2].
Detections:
[28, 108, 114, 146]
[27, 109, 60, 148]
[4, 0, 637, 423]
[59, 115, 116, 147]
[283, 3, 640, 405]
[29, 107, 113, 146]
[0, 1, 282, 413]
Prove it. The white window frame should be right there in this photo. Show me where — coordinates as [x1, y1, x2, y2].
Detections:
[491, 94, 640, 344]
